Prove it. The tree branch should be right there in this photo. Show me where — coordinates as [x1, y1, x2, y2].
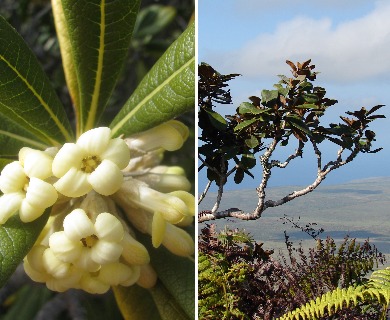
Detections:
[198, 180, 212, 204]
[198, 134, 365, 222]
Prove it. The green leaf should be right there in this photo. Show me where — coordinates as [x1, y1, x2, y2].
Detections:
[234, 168, 244, 184]
[149, 281, 190, 320]
[134, 5, 177, 39]
[285, 115, 312, 136]
[273, 84, 289, 97]
[113, 285, 160, 320]
[148, 233, 195, 318]
[1, 285, 52, 320]
[55, 0, 141, 135]
[261, 89, 279, 104]
[302, 93, 319, 103]
[294, 103, 318, 110]
[0, 113, 48, 158]
[245, 135, 259, 148]
[0, 16, 73, 146]
[0, 212, 49, 287]
[114, 225, 194, 319]
[238, 102, 266, 114]
[241, 153, 256, 169]
[110, 22, 195, 137]
[205, 109, 227, 131]
[234, 119, 257, 132]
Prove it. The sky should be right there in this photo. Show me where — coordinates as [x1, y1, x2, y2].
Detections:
[198, 0, 390, 193]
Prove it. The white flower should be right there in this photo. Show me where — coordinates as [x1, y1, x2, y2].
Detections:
[52, 127, 130, 197]
[24, 245, 82, 292]
[0, 150, 58, 223]
[125, 120, 189, 152]
[48, 209, 124, 271]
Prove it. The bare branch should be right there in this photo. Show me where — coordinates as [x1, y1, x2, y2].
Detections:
[198, 136, 364, 222]
[198, 180, 212, 204]
[271, 141, 304, 168]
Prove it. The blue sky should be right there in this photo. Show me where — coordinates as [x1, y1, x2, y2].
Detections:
[198, 0, 390, 192]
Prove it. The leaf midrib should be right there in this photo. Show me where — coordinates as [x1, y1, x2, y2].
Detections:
[111, 56, 195, 137]
[84, 0, 106, 133]
[0, 54, 72, 145]
[0, 129, 48, 150]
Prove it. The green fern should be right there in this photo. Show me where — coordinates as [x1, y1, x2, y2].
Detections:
[198, 252, 250, 319]
[278, 267, 390, 320]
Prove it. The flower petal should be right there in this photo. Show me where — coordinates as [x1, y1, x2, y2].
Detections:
[100, 138, 130, 169]
[88, 160, 123, 196]
[169, 191, 195, 216]
[94, 212, 124, 242]
[121, 265, 141, 286]
[77, 127, 111, 155]
[46, 269, 82, 292]
[74, 247, 100, 272]
[91, 240, 123, 264]
[79, 273, 110, 294]
[162, 223, 195, 257]
[0, 162, 27, 193]
[43, 248, 71, 279]
[54, 167, 91, 197]
[0, 193, 24, 224]
[52, 143, 85, 178]
[19, 200, 46, 223]
[121, 233, 150, 266]
[63, 208, 95, 241]
[152, 212, 166, 248]
[21, 148, 54, 179]
[26, 177, 58, 208]
[136, 264, 157, 289]
[98, 262, 132, 286]
[49, 231, 82, 263]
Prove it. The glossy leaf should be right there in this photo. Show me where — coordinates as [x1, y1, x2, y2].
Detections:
[55, 0, 141, 135]
[294, 103, 318, 110]
[114, 226, 194, 319]
[261, 89, 279, 104]
[149, 281, 190, 320]
[234, 119, 257, 132]
[0, 212, 49, 287]
[134, 5, 177, 39]
[241, 153, 256, 169]
[234, 168, 244, 184]
[110, 22, 195, 137]
[303, 93, 319, 103]
[245, 135, 259, 148]
[113, 285, 160, 320]
[0, 113, 48, 158]
[238, 102, 266, 114]
[1, 285, 52, 320]
[286, 115, 312, 136]
[146, 229, 195, 319]
[205, 109, 227, 131]
[0, 16, 73, 146]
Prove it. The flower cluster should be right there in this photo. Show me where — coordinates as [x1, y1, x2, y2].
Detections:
[0, 121, 194, 294]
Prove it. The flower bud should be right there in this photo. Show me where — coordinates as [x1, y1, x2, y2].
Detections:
[136, 264, 157, 289]
[162, 223, 195, 257]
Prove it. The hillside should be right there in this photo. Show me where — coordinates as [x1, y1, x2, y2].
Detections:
[199, 177, 390, 257]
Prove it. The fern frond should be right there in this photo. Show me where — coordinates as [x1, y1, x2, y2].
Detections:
[278, 267, 390, 320]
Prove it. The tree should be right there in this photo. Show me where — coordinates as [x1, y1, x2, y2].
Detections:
[198, 60, 385, 222]
[0, 1, 195, 319]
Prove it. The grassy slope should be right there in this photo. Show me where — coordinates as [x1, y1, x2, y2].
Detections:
[199, 177, 390, 258]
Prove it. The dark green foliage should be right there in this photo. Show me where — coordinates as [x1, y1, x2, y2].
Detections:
[198, 223, 386, 320]
[198, 60, 385, 203]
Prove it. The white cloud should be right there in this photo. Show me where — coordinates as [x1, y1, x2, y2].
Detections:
[233, 0, 372, 13]
[217, 2, 390, 82]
